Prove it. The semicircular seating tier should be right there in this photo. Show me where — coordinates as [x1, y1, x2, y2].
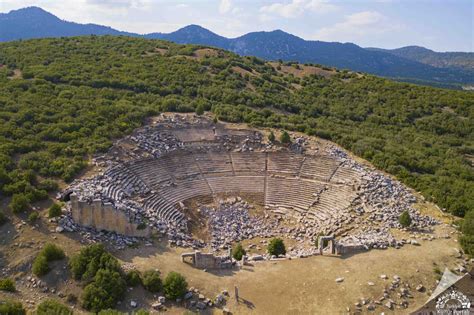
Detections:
[104, 148, 362, 226]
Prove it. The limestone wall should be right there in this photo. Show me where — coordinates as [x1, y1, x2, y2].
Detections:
[70, 194, 150, 237]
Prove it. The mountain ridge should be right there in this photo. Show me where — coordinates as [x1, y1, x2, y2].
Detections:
[1, 6, 473, 88]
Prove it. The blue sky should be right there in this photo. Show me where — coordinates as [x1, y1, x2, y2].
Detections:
[1, 0, 472, 51]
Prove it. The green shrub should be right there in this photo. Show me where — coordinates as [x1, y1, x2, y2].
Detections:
[97, 310, 124, 315]
[0, 211, 7, 226]
[142, 270, 162, 293]
[82, 269, 126, 312]
[0, 300, 26, 315]
[0, 278, 15, 292]
[37, 179, 59, 192]
[460, 235, 474, 258]
[195, 104, 205, 116]
[163, 272, 188, 300]
[9, 194, 30, 214]
[28, 211, 39, 223]
[69, 244, 121, 281]
[232, 243, 246, 261]
[461, 210, 474, 235]
[280, 131, 291, 144]
[125, 269, 142, 287]
[268, 238, 286, 256]
[399, 210, 412, 228]
[32, 243, 66, 276]
[48, 203, 62, 218]
[81, 283, 110, 312]
[460, 210, 474, 257]
[41, 243, 65, 261]
[32, 254, 49, 276]
[268, 131, 275, 142]
[36, 299, 72, 315]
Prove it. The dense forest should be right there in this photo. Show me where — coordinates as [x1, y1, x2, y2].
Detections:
[0, 36, 472, 249]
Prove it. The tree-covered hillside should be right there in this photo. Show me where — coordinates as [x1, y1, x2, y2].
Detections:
[0, 36, 472, 224]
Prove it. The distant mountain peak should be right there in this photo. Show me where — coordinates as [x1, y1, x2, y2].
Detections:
[5, 6, 54, 17]
[1, 6, 472, 87]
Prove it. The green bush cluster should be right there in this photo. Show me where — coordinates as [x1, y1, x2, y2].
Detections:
[48, 203, 62, 218]
[280, 131, 291, 144]
[0, 278, 15, 292]
[82, 269, 126, 313]
[125, 269, 142, 287]
[28, 211, 39, 223]
[69, 244, 126, 312]
[142, 270, 162, 293]
[399, 210, 412, 228]
[268, 131, 275, 142]
[268, 238, 286, 256]
[459, 211, 474, 257]
[0, 300, 25, 315]
[9, 194, 30, 214]
[163, 272, 188, 300]
[232, 243, 246, 261]
[36, 299, 72, 315]
[32, 243, 65, 276]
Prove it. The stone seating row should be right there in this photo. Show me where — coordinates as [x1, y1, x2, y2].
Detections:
[299, 156, 340, 181]
[143, 193, 185, 223]
[265, 177, 324, 211]
[103, 184, 125, 201]
[158, 179, 212, 205]
[312, 185, 355, 214]
[230, 152, 266, 174]
[330, 165, 362, 184]
[267, 152, 304, 175]
[207, 176, 265, 194]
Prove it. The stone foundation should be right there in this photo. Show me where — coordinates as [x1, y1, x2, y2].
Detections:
[181, 250, 233, 269]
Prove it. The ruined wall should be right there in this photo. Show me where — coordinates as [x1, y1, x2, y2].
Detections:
[336, 244, 367, 255]
[70, 194, 150, 237]
[181, 251, 233, 269]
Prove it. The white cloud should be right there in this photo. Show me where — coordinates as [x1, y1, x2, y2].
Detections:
[85, 0, 151, 9]
[260, 0, 337, 18]
[314, 11, 403, 42]
[219, 0, 232, 14]
[218, 0, 241, 15]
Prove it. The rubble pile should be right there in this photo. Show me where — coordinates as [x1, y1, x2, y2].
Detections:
[130, 128, 183, 158]
[200, 198, 279, 251]
[338, 227, 397, 250]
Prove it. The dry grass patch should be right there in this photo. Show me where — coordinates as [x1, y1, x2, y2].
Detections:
[193, 48, 220, 59]
[270, 62, 336, 78]
[231, 66, 258, 77]
[118, 226, 463, 315]
[7, 69, 22, 80]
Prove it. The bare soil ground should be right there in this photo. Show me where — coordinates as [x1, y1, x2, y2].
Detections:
[117, 224, 463, 314]
[269, 62, 336, 79]
[193, 48, 220, 59]
[7, 69, 22, 80]
[231, 66, 258, 77]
